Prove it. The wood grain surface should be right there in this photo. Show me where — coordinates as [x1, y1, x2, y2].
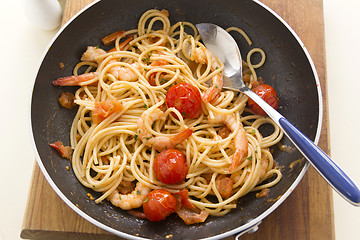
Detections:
[21, 0, 334, 239]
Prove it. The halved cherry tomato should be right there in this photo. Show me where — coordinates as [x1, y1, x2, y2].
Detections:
[166, 83, 202, 119]
[153, 149, 188, 184]
[248, 84, 279, 116]
[143, 189, 177, 222]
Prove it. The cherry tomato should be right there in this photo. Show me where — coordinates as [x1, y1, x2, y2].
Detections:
[143, 189, 177, 222]
[153, 149, 188, 184]
[166, 83, 202, 119]
[248, 84, 279, 116]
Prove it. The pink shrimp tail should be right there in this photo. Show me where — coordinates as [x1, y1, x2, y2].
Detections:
[203, 86, 219, 103]
[170, 128, 193, 145]
[101, 30, 126, 45]
[203, 74, 223, 103]
[108, 35, 134, 53]
[229, 149, 247, 173]
[152, 128, 193, 152]
[52, 72, 98, 86]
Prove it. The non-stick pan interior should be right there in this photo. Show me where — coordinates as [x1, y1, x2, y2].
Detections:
[31, 0, 320, 239]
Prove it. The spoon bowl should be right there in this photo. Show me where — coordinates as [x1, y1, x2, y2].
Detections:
[196, 23, 360, 206]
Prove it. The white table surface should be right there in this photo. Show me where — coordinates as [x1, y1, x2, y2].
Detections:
[0, 0, 359, 239]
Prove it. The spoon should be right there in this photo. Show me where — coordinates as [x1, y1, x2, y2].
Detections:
[196, 23, 360, 206]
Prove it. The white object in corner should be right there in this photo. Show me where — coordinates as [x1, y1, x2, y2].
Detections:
[23, 0, 63, 30]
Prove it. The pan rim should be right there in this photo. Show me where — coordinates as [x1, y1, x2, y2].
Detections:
[29, 0, 323, 239]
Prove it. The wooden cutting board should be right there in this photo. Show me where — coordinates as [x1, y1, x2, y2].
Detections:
[21, 0, 334, 239]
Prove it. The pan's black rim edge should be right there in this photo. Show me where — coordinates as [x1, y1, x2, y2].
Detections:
[28, 0, 324, 239]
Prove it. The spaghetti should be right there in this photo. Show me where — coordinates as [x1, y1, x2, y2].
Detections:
[53, 9, 283, 221]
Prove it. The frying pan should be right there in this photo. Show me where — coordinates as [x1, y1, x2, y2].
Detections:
[30, 0, 322, 239]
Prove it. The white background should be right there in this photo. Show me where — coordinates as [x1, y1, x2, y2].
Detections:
[0, 0, 359, 239]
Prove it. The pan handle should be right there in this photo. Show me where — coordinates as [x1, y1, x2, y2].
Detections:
[234, 221, 261, 239]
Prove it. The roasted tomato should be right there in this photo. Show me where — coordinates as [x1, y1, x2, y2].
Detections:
[50, 141, 72, 159]
[166, 83, 202, 119]
[143, 189, 177, 222]
[58, 92, 76, 109]
[248, 84, 279, 116]
[153, 149, 188, 184]
[173, 190, 209, 225]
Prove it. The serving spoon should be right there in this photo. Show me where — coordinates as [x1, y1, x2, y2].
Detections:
[196, 23, 360, 206]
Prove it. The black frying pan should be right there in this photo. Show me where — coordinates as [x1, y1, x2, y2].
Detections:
[30, 0, 321, 239]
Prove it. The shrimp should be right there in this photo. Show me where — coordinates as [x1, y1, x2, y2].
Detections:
[192, 47, 223, 103]
[53, 36, 136, 86]
[53, 46, 104, 86]
[101, 30, 125, 45]
[148, 59, 168, 86]
[137, 108, 193, 151]
[82, 35, 133, 62]
[117, 180, 135, 195]
[52, 72, 99, 86]
[108, 35, 134, 53]
[230, 150, 272, 185]
[108, 62, 141, 81]
[107, 182, 151, 210]
[215, 177, 233, 199]
[259, 151, 271, 181]
[92, 99, 124, 124]
[209, 113, 248, 172]
[80, 46, 107, 64]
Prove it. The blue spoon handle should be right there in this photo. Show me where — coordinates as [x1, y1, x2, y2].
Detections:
[279, 117, 360, 206]
[244, 89, 360, 206]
